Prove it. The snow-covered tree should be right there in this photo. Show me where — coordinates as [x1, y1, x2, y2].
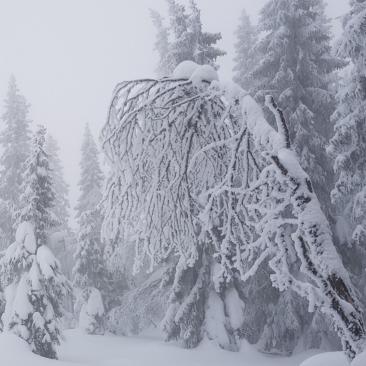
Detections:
[45, 135, 70, 230]
[101, 61, 364, 359]
[233, 9, 259, 91]
[16, 126, 57, 243]
[252, 0, 344, 211]
[74, 124, 111, 332]
[78, 287, 105, 335]
[75, 124, 104, 220]
[0, 126, 69, 359]
[150, 9, 174, 78]
[151, 0, 225, 76]
[328, 0, 366, 250]
[0, 76, 32, 243]
[73, 209, 109, 334]
[327, 1, 366, 319]
[246, 0, 347, 353]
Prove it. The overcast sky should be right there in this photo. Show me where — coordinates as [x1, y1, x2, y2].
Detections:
[0, 0, 350, 223]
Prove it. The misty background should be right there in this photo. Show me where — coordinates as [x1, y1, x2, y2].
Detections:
[0, 0, 350, 223]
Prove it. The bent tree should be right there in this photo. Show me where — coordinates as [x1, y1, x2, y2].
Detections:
[101, 63, 365, 359]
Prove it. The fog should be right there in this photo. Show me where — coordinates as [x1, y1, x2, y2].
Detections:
[0, 0, 350, 222]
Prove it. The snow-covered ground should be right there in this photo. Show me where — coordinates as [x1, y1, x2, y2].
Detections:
[3, 327, 366, 366]
[0, 328, 322, 366]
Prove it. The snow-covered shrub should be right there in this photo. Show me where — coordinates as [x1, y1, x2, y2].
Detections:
[1, 222, 69, 359]
[79, 287, 105, 335]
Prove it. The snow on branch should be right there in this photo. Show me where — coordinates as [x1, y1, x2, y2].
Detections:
[264, 95, 291, 149]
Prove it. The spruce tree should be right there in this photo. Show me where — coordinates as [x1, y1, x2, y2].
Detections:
[73, 209, 109, 334]
[0, 76, 32, 243]
[150, 9, 173, 77]
[151, 0, 225, 76]
[74, 124, 110, 332]
[233, 9, 259, 91]
[327, 0, 366, 302]
[1, 125, 69, 359]
[252, 0, 344, 210]
[187, 0, 225, 66]
[75, 124, 104, 220]
[45, 134, 70, 230]
[246, 1, 346, 353]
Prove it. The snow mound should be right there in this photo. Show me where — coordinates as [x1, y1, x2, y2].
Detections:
[0, 332, 78, 365]
[15, 221, 36, 253]
[205, 290, 238, 351]
[225, 287, 245, 330]
[216, 79, 244, 103]
[172, 61, 219, 85]
[353, 351, 366, 366]
[79, 288, 105, 334]
[190, 64, 219, 85]
[300, 351, 347, 366]
[37, 245, 59, 279]
[241, 94, 285, 153]
[173, 60, 200, 79]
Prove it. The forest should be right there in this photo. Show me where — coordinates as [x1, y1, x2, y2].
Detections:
[1, 0, 366, 365]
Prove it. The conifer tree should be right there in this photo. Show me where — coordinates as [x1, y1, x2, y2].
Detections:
[75, 124, 104, 220]
[150, 9, 173, 77]
[246, 0, 346, 353]
[45, 134, 70, 230]
[16, 126, 57, 242]
[74, 124, 109, 332]
[1, 126, 69, 359]
[0, 76, 32, 243]
[73, 209, 109, 334]
[101, 65, 365, 359]
[327, 0, 366, 299]
[233, 9, 258, 91]
[252, 0, 344, 210]
[151, 0, 225, 76]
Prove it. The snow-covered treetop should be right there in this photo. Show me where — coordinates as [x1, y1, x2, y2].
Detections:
[45, 134, 70, 228]
[233, 9, 258, 91]
[172, 60, 219, 84]
[151, 0, 225, 76]
[75, 124, 104, 220]
[0, 75, 32, 206]
[17, 125, 56, 247]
